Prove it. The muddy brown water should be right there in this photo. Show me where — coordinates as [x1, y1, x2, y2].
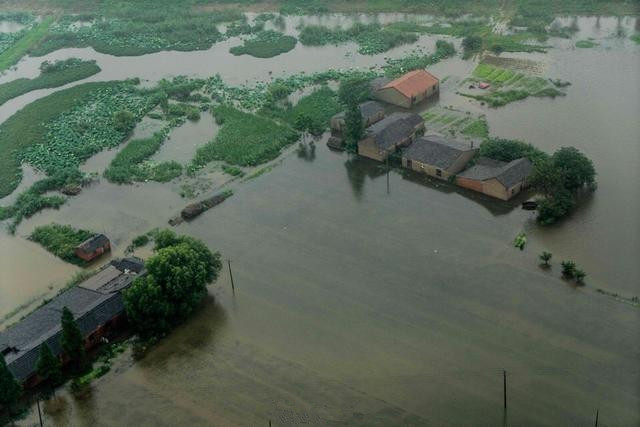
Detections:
[0, 14, 638, 426]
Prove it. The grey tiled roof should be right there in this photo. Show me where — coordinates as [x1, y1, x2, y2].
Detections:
[459, 157, 533, 187]
[358, 100, 385, 117]
[0, 258, 142, 382]
[402, 135, 475, 169]
[366, 113, 423, 149]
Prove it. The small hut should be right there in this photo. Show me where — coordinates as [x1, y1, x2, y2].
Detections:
[75, 234, 111, 262]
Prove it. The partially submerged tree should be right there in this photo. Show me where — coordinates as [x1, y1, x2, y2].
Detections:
[561, 260, 577, 279]
[343, 103, 364, 152]
[575, 269, 586, 284]
[36, 343, 62, 388]
[125, 230, 222, 340]
[61, 307, 86, 372]
[0, 354, 21, 413]
[539, 251, 552, 266]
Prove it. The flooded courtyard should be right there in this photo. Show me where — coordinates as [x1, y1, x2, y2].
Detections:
[0, 13, 638, 427]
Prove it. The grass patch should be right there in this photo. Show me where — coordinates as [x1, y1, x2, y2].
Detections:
[229, 30, 297, 58]
[261, 86, 342, 136]
[0, 16, 54, 72]
[29, 223, 95, 264]
[221, 164, 245, 177]
[462, 119, 489, 138]
[104, 124, 183, 184]
[192, 105, 299, 168]
[575, 39, 598, 48]
[0, 58, 100, 106]
[632, 34, 640, 44]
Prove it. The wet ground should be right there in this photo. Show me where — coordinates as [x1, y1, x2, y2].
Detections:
[1, 14, 638, 426]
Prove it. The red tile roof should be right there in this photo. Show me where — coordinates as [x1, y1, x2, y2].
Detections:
[382, 70, 439, 98]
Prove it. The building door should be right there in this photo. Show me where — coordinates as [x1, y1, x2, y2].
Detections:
[406, 159, 412, 169]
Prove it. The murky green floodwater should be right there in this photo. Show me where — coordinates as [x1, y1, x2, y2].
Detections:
[1, 14, 638, 427]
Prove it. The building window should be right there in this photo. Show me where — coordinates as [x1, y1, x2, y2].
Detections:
[436, 169, 442, 177]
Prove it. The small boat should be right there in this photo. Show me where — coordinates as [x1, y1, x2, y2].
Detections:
[522, 200, 538, 210]
[478, 82, 491, 89]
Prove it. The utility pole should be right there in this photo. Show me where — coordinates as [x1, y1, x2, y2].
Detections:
[36, 398, 43, 427]
[503, 370, 507, 411]
[228, 259, 235, 293]
[595, 409, 599, 427]
[386, 156, 390, 194]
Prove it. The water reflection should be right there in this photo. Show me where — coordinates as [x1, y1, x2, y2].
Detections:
[343, 155, 387, 201]
[296, 141, 317, 162]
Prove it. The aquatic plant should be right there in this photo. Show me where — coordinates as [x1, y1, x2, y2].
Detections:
[229, 30, 297, 58]
[29, 223, 95, 264]
[192, 105, 299, 168]
[0, 16, 54, 71]
[539, 251, 553, 266]
[382, 40, 456, 76]
[299, 23, 417, 55]
[0, 58, 100, 106]
[575, 39, 598, 48]
[514, 232, 527, 250]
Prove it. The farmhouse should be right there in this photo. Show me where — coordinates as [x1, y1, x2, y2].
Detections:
[358, 112, 424, 162]
[456, 157, 533, 200]
[75, 234, 111, 262]
[0, 258, 144, 387]
[372, 70, 439, 108]
[401, 135, 478, 180]
[330, 101, 386, 132]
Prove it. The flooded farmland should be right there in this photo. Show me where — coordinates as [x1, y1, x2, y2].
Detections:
[0, 13, 638, 427]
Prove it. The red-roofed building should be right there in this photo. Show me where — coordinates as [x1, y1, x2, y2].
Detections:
[372, 70, 439, 108]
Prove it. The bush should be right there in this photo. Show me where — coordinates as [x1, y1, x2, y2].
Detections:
[229, 31, 297, 58]
[561, 260, 577, 279]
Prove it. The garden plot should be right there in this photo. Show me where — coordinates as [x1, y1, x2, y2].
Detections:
[457, 62, 568, 107]
[421, 108, 488, 142]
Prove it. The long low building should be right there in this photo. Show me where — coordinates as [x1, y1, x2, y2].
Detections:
[456, 157, 533, 200]
[0, 258, 144, 387]
[330, 100, 386, 133]
[372, 70, 440, 109]
[401, 134, 478, 180]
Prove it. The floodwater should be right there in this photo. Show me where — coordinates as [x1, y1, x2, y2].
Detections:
[1, 14, 638, 426]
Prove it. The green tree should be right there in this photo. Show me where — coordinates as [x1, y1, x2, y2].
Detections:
[343, 103, 364, 152]
[0, 354, 21, 412]
[575, 269, 586, 284]
[561, 260, 577, 279]
[551, 147, 596, 192]
[338, 76, 371, 106]
[461, 35, 483, 58]
[539, 251, 552, 266]
[61, 307, 85, 372]
[36, 343, 62, 388]
[125, 231, 222, 339]
[113, 110, 136, 132]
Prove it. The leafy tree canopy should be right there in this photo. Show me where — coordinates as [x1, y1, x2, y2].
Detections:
[0, 353, 21, 410]
[61, 306, 86, 371]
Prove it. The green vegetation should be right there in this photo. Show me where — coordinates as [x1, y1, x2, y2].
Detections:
[263, 86, 342, 135]
[61, 306, 86, 372]
[576, 39, 598, 48]
[29, 223, 95, 264]
[124, 230, 222, 340]
[0, 16, 54, 72]
[383, 40, 456, 76]
[0, 354, 21, 415]
[462, 35, 483, 58]
[539, 251, 553, 266]
[0, 58, 101, 107]
[30, 8, 244, 57]
[514, 232, 527, 250]
[479, 137, 548, 166]
[299, 23, 418, 55]
[230, 30, 297, 58]
[632, 34, 640, 44]
[105, 125, 183, 184]
[0, 81, 155, 198]
[221, 164, 245, 177]
[460, 63, 566, 107]
[36, 343, 63, 390]
[462, 119, 489, 139]
[70, 342, 126, 392]
[192, 105, 299, 168]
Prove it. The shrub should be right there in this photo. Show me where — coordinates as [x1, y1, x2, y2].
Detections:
[30, 223, 95, 264]
[561, 260, 577, 279]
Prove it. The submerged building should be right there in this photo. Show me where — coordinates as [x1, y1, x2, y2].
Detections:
[401, 135, 478, 180]
[456, 157, 533, 200]
[358, 112, 424, 162]
[372, 70, 440, 109]
[0, 258, 144, 387]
